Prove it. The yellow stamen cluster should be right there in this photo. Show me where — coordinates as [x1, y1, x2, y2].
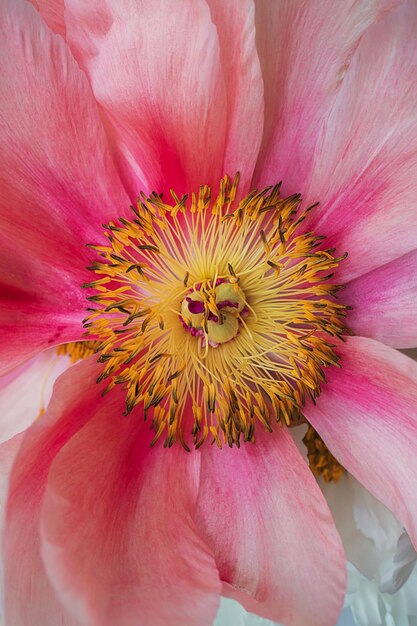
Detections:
[303, 425, 344, 482]
[56, 341, 99, 363]
[84, 174, 348, 450]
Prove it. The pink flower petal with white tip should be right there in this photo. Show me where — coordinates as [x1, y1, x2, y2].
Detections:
[0, 0, 130, 374]
[196, 427, 346, 626]
[306, 337, 417, 553]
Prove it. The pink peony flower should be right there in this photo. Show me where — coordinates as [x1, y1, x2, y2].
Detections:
[1, 0, 417, 625]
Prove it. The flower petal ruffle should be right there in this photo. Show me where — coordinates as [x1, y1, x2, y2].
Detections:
[195, 427, 346, 626]
[306, 337, 417, 553]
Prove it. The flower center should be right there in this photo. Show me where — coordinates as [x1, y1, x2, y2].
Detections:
[180, 279, 247, 347]
[84, 174, 348, 450]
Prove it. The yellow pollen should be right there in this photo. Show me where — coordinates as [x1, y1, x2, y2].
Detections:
[303, 425, 344, 483]
[84, 174, 349, 450]
[56, 340, 100, 363]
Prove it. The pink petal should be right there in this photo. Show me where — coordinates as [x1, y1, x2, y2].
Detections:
[206, 0, 264, 193]
[0, 431, 26, 616]
[3, 358, 101, 626]
[254, 0, 398, 195]
[0, 349, 70, 444]
[0, 0, 130, 373]
[344, 249, 417, 349]
[4, 357, 221, 626]
[305, 336, 417, 552]
[304, 0, 417, 281]
[64, 0, 227, 197]
[195, 428, 346, 626]
[41, 411, 221, 626]
[0, 243, 84, 374]
[29, 0, 66, 37]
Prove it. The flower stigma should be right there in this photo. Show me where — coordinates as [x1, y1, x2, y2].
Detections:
[83, 174, 349, 450]
[180, 278, 247, 347]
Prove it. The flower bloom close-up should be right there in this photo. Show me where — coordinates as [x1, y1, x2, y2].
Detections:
[1, 0, 417, 625]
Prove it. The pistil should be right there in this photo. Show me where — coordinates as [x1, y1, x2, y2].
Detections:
[180, 279, 247, 348]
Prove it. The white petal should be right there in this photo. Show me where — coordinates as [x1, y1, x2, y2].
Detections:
[352, 479, 402, 553]
[379, 532, 417, 594]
